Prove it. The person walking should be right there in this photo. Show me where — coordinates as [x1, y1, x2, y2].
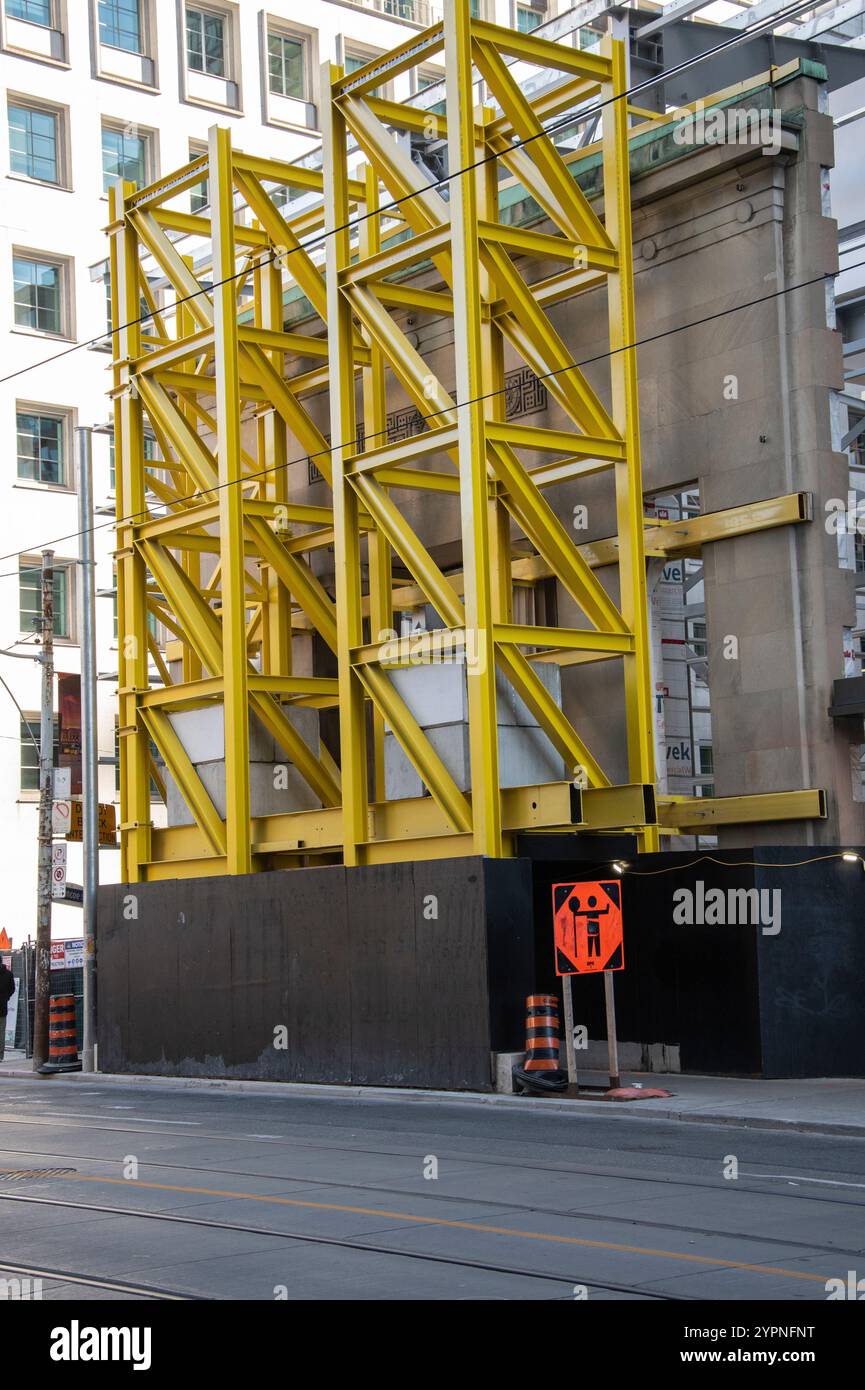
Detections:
[0, 961, 16, 1061]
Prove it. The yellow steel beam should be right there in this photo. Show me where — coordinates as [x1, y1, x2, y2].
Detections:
[658, 790, 827, 832]
[602, 35, 658, 851]
[579, 784, 658, 831]
[323, 61, 369, 865]
[209, 125, 251, 874]
[361, 164, 392, 804]
[115, 180, 151, 880]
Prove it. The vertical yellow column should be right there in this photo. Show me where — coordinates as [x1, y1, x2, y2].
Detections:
[179, 254, 203, 685]
[478, 109, 513, 632]
[444, 2, 502, 857]
[321, 66, 368, 864]
[114, 180, 151, 881]
[360, 165, 391, 803]
[255, 243, 292, 677]
[209, 125, 252, 873]
[601, 36, 658, 850]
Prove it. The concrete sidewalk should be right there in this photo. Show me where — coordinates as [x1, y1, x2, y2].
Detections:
[2, 1056, 865, 1137]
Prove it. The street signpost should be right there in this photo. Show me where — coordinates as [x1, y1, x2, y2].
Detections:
[53, 884, 83, 907]
[64, 800, 117, 847]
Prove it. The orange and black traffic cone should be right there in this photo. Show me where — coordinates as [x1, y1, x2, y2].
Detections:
[512, 993, 568, 1094]
[39, 995, 81, 1073]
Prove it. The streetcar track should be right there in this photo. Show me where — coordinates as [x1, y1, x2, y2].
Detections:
[0, 1120, 862, 1213]
[0, 1259, 195, 1301]
[0, 1145, 860, 1258]
[0, 1172, 838, 1287]
[0, 1194, 688, 1301]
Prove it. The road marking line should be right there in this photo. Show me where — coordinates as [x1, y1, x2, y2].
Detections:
[742, 1172, 865, 1190]
[67, 1174, 829, 1283]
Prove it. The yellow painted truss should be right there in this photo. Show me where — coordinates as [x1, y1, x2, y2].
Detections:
[109, 6, 823, 881]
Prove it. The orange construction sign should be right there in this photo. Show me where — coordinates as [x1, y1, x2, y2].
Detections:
[0, 928, 11, 952]
[552, 880, 624, 976]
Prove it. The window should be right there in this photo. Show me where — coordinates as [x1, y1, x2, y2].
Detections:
[17, 409, 66, 486]
[8, 101, 60, 183]
[112, 580, 157, 639]
[698, 745, 714, 777]
[7, 0, 51, 23]
[189, 141, 208, 212]
[98, 0, 141, 51]
[13, 255, 63, 334]
[268, 30, 304, 98]
[516, 3, 544, 33]
[688, 619, 707, 658]
[20, 713, 59, 794]
[19, 559, 71, 639]
[101, 123, 148, 191]
[108, 430, 157, 490]
[344, 47, 387, 99]
[186, 6, 225, 76]
[103, 267, 152, 335]
[416, 67, 445, 112]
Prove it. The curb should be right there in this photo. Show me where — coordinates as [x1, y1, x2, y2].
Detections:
[2, 1065, 864, 1137]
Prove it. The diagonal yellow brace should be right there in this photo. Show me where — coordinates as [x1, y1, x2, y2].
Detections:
[472, 37, 613, 251]
[488, 439, 629, 635]
[480, 242, 618, 440]
[495, 643, 609, 788]
[140, 706, 227, 857]
[249, 693, 341, 807]
[129, 210, 213, 330]
[140, 540, 223, 675]
[355, 662, 472, 834]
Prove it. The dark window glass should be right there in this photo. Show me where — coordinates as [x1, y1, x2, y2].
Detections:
[8, 103, 59, 182]
[13, 256, 61, 333]
[7, 1, 51, 25]
[102, 125, 146, 192]
[187, 7, 225, 76]
[19, 561, 69, 638]
[16, 411, 64, 485]
[98, 0, 141, 53]
[21, 714, 59, 793]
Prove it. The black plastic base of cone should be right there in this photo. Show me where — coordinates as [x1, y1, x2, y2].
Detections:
[37, 1061, 81, 1075]
[512, 1066, 569, 1095]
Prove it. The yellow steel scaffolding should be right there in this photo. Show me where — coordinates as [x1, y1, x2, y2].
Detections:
[108, 7, 824, 882]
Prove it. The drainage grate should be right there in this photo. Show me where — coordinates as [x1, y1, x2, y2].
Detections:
[0, 1168, 76, 1183]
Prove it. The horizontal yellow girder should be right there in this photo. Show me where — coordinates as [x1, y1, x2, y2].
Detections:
[658, 790, 827, 832]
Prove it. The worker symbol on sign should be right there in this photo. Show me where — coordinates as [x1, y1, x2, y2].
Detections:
[552, 880, 624, 975]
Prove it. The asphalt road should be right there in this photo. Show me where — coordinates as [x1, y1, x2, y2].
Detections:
[0, 1076, 863, 1301]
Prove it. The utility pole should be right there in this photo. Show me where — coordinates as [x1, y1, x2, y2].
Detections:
[77, 428, 98, 1073]
[33, 549, 54, 1071]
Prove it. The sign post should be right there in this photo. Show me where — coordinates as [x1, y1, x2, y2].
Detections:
[604, 972, 621, 1090]
[560, 973, 578, 1089]
[552, 879, 624, 1092]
